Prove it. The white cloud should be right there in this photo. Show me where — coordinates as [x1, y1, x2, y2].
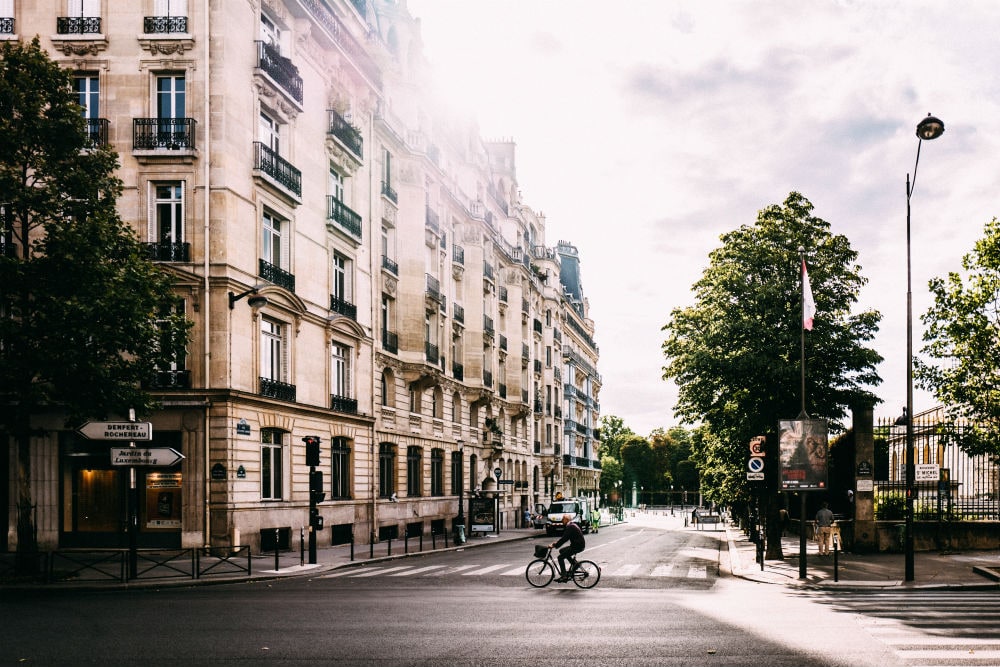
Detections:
[409, 0, 1000, 436]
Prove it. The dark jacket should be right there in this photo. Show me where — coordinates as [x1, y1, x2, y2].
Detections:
[554, 521, 585, 551]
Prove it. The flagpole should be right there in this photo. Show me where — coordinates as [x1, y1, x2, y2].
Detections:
[798, 247, 807, 419]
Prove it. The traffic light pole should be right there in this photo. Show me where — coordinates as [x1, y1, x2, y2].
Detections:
[308, 463, 317, 565]
[303, 435, 324, 565]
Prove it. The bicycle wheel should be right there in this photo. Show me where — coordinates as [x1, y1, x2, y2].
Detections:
[525, 558, 555, 588]
[571, 560, 601, 589]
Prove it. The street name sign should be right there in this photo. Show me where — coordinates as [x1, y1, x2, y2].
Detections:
[110, 447, 184, 467]
[915, 463, 940, 482]
[78, 421, 153, 441]
[747, 472, 765, 480]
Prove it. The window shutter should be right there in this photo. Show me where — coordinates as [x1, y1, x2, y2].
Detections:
[280, 218, 290, 270]
[179, 181, 186, 243]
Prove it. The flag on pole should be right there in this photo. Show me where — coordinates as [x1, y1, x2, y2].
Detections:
[802, 259, 816, 330]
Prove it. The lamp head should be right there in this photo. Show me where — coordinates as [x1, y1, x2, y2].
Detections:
[247, 294, 269, 309]
[916, 114, 944, 141]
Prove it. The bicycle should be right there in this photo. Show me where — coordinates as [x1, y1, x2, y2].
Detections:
[525, 545, 601, 589]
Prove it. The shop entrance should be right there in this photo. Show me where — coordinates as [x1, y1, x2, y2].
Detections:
[60, 431, 182, 548]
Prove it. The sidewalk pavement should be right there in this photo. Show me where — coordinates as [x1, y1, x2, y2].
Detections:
[724, 523, 1000, 590]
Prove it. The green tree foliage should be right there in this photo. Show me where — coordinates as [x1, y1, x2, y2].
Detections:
[598, 414, 634, 460]
[916, 217, 1000, 456]
[662, 192, 882, 502]
[0, 39, 191, 558]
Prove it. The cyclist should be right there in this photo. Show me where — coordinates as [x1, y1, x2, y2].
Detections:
[549, 514, 586, 582]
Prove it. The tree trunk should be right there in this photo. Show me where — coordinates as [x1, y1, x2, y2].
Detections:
[764, 493, 785, 560]
[15, 431, 37, 574]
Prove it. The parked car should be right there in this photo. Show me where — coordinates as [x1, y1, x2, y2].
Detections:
[531, 503, 548, 529]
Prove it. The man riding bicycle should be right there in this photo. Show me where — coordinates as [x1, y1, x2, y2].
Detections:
[549, 514, 586, 582]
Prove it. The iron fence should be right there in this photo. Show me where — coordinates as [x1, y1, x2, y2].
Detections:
[876, 414, 1000, 521]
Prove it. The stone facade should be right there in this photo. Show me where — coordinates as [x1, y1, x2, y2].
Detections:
[4, 0, 599, 553]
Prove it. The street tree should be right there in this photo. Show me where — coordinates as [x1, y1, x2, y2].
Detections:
[916, 217, 1000, 456]
[0, 39, 190, 563]
[662, 192, 881, 555]
[598, 414, 634, 460]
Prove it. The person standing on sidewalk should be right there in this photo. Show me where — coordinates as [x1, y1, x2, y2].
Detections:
[815, 502, 834, 555]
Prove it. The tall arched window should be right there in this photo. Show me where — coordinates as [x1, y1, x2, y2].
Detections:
[331, 437, 351, 499]
[407, 445, 423, 497]
[379, 442, 397, 497]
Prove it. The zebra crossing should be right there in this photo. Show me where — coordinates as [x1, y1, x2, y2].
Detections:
[818, 590, 1000, 666]
[320, 560, 715, 581]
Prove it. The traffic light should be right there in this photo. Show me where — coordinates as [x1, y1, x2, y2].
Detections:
[309, 469, 325, 504]
[303, 435, 321, 467]
[310, 508, 324, 530]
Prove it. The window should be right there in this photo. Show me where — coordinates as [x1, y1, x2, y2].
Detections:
[330, 437, 351, 499]
[74, 74, 99, 119]
[380, 369, 394, 407]
[152, 182, 184, 246]
[262, 210, 286, 269]
[148, 0, 188, 33]
[406, 445, 422, 497]
[260, 317, 284, 382]
[153, 300, 187, 383]
[261, 429, 284, 500]
[260, 12, 280, 49]
[450, 451, 463, 495]
[332, 343, 350, 399]
[330, 167, 344, 203]
[332, 252, 352, 306]
[431, 449, 444, 497]
[379, 443, 396, 497]
[468, 454, 477, 493]
[259, 111, 279, 153]
[157, 74, 185, 119]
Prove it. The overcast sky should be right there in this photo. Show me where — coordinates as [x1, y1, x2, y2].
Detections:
[407, 0, 1000, 437]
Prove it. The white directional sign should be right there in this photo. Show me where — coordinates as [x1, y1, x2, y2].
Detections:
[78, 421, 153, 441]
[110, 447, 184, 467]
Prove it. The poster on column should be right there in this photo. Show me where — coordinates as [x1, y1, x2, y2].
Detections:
[778, 419, 828, 490]
[144, 472, 182, 529]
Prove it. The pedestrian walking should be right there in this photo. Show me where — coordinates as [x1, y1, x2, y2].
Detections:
[815, 501, 834, 555]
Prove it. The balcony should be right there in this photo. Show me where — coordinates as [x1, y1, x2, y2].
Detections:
[259, 258, 295, 292]
[382, 255, 398, 276]
[330, 294, 357, 320]
[254, 141, 301, 198]
[452, 245, 465, 265]
[330, 394, 358, 414]
[144, 16, 188, 33]
[382, 330, 398, 354]
[452, 362, 464, 381]
[255, 40, 303, 105]
[0, 17, 12, 34]
[499, 285, 508, 303]
[534, 359, 542, 374]
[483, 371, 493, 388]
[483, 315, 494, 335]
[425, 274, 443, 305]
[327, 196, 361, 242]
[133, 118, 196, 151]
[381, 181, 397, 204]
[57, 16, 101, 34]
[425, 207, 440, 234]
[85, 118, 109, 147]
[533, 318, 543, 335]
[327, 109, 363, 159]
[499, 383, 507, 399]
[147, 370, 191, 389]
[425, 342, 439, 365]
[499, 334, 507, 351]
[260, 377, 296, 402]
[453, 303, 465, 324]
[144, 242, 190, 262]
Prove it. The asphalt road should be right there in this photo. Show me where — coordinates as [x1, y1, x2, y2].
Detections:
[1, 515, 985, 666]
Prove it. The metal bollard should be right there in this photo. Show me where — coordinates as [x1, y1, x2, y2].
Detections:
[833, 535, 839, 582]
[274, 528, 280, 571]
[300, 527, 305, 567]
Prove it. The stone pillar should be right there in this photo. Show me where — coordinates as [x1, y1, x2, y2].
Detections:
[853, 401, 876, 552]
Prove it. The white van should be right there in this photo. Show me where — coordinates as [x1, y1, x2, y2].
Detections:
[544, 497, 592, 536]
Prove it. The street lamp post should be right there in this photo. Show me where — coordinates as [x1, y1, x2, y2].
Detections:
[456, 440, 465, 539]
[905, 113, 945, 582]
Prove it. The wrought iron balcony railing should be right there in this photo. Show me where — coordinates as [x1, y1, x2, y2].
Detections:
[381, 180, 397, 204]
[425, 342, 439, 365]
[57, 16, 101, 34]
[254, 142, 301, 197]
[133, 118, 197, 150]
[147, 370, 191, 389]
[330, 394, 358, 414]
[452, 245, 464, 265]
[255, 40, 303, 104]
[453, 303, 465, 324]
[381, 255, 398, 275]
[327, 196, 361, 241]
[144, 242, 190, 262]
[259, 258, 295, 292]
[327, 109, 363, 158]
[452, 362, 464, 381]
[330, 295, 357, 320]
[382, 330, 398, 354]
[85, 118, 110, 147]
[260, 377, 296, 402]
[0, 17, 13, 34]
[483, 371, 493, 388]
[144, 16, 188, 33]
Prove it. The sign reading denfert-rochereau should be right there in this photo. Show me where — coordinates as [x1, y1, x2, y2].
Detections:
[110, 447, 184, 467]
[78, 421, 153, 441]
